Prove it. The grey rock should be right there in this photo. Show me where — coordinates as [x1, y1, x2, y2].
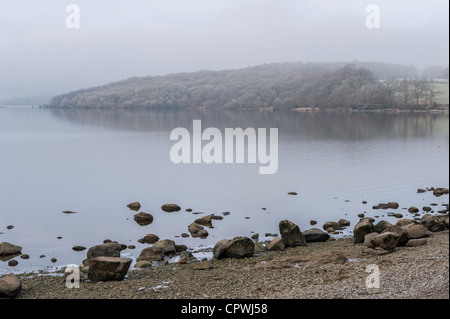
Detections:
[267, 237, 285, 251]
[368, 232, 399, 253]
[0, 274, 22, 298]
[137, 247, 165, 262]
[161, 204, 181, 212]
[303, 228, 330, 243]
[353, 219, 376, 244]
[88, 257, 132, 283]
[279, 220, 307, 247]
[0, 242, 22, 256]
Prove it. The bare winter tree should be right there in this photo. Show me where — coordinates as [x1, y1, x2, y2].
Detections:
[423, 82, 441, 107]
[410, 80, 428, 106]
[381, 78, 400, 104]
[397, 80, 413, 107]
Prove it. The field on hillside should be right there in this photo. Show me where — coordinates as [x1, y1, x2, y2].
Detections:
[435, 81, 449, 105]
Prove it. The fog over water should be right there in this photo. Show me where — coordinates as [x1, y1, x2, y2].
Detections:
[0, 0, 448, 99]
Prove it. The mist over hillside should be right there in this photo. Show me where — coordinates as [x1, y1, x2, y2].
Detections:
[46, 61, 449, 110]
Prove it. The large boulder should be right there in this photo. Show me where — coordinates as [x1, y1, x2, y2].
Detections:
[396, 219, 416, 228]
[353, 219, 376, 244]
[0, 242, 22, 257]
[161, 204, 181, 212]
[213, 239, 231, 259]
[136, 247, 165, 262]
[406, 224, 430, 239]
[381, 225, 409, 246]
[374, 220, 392, 233]
[152, 239, 176, 255]
[86, 242, 122, 259]
[133, 212, 153, 226]
[420, 214, 448, 232]
[279, 220, 307, 247]
[88, 257, 132, 283]
[213, 237, 254, 259]
[368, 232, 399, 253]
[303, 228, 330, 243]
[0, 274, 22, 298]
[83, 242, 122, 266]
[364, 232, 379, 246]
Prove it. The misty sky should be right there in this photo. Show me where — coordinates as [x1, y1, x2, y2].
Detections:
[0, 0, 448, 100]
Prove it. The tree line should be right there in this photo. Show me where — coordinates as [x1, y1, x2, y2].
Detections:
[46, 61, 447, 110]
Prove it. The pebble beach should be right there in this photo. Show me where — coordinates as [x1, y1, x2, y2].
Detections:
[12, 230, 449, 299]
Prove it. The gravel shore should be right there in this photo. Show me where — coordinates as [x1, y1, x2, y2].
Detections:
[15, 230, 449, 299]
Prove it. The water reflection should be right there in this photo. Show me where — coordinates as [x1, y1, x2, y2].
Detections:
[50, 108, 449, 140]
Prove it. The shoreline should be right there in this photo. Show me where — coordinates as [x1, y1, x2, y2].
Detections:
[11, 230, 449, 299]
[38, 105, 450, 114]
[2, 188, 449, 299]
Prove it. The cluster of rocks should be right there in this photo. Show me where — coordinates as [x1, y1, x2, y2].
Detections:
[354, 214, 449, 253]
[417, 187, 449, 197]
[213, 219, 309, 258]
[127, 202, 228, 240]
[1, 189, 447, 298]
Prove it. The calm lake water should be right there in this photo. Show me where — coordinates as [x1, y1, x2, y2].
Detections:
[0, 107, 449, 273]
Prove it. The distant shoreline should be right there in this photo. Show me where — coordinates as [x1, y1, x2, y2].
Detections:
[39, 105, 449, 114]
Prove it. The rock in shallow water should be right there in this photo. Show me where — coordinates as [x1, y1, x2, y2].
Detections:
[133, 212, 153, 226]
[194, 215, 213, 227]
[0, 242, 22, 256]
[161, 204, 181, 212]
[137, 234, 159, 244]
[188, 223, 209, 238]
[127, 202, 141, 211]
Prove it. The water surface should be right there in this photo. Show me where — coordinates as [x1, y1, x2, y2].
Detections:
[0, 107, 448, 273]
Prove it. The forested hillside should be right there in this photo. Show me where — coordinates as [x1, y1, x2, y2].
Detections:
[46, 61, 448, 110]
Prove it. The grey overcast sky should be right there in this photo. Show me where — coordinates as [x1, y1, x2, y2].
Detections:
[0, 0, 448, 99]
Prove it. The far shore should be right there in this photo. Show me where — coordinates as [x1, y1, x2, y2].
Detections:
[36, 104, 450, 114]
